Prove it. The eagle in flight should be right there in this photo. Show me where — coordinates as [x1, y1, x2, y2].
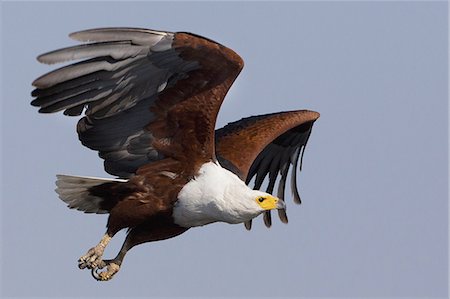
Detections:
[31, 27, 320, 281]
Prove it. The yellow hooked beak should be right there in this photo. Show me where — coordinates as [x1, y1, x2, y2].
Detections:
[256, 195, 285, 210]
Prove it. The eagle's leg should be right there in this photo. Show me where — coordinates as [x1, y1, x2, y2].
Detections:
[90, 222, 188, 281]
[78, 233, 112, 270]
[89, 221, 146, 281]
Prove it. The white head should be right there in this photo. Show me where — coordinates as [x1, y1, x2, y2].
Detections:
[223, 182, 286, 223]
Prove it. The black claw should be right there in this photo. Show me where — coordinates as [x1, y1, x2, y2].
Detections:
[78, 261, 87, 269]
[91, 268, 101, 280]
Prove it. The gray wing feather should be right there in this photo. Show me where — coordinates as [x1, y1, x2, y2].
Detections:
[290, 147, 302, 204]
[33, 56, 142, 88]
[244, 220, 252, 231]
[37, 41, 148, 65]
[69, 27, 170, 45]
[31, 28, 198, 178]
[277, 163, 290, 223]
[39, 88, 112, 113]
[31, 69, 112, 98]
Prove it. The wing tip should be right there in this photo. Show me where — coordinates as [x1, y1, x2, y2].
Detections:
[299, 109, 320, 122]
[31, 75, 49, 89]
[68, 28, 106, 41]
[263, 211, 272, 228]
[36, 53, 57, 65]
[244, 220, 252, 231]
[278, 208, 289, 224]
[309, 110, 320, 121]
[31, 78, 39, 88]
[293, 196, 302, 205]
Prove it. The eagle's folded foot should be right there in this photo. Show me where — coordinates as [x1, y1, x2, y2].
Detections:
[78, 233, 112, 270]
[91, 260, 121, 281]
[78, 246, 105, 269]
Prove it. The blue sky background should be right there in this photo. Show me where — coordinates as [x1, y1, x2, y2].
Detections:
[1, 1, 448, 298]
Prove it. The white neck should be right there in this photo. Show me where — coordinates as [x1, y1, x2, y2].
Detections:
[173, 161, 265, 227]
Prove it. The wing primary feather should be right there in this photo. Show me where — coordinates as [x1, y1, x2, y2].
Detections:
[246, 137, 280, 184]
[37, 41, 148, 65]
[277, 163, 290, 223]
[246, 154, 263, 184]
[253, 173, 266, 190]
[299, 128, 313, 171]
[263, 211, 272, 228]
[32, 78, 115, 108]
[32, 56, 141, 88]
[32, 86, 88, 108]
[69, 27, 171, 45]
[277, 154, 291, 201]
[291, 147, 302, 204]
[244, 220, 252, 231]
[31, 70, 110, 98]
[253, 147, 278, 189]
[64, 104, 85, 116]
[277, 209, 289, 224]
[262, 147, 283, 228]
[266, 150, 281, 193]
[38, 89, 112, 113]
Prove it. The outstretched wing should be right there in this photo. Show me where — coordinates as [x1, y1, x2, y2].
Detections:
[31, 28, 243, 178]
[215, 110, 319, 229]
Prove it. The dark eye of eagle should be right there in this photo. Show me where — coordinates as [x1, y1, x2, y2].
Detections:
[258, 197, 265, 203]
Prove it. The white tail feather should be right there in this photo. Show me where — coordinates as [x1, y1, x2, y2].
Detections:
[55, 174, 127, 214]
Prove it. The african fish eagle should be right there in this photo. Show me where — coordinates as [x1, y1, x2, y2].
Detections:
[31, 27, 320, 281]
